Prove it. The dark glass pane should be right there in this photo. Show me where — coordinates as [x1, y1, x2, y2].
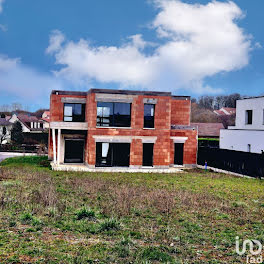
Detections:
[96, 143, 130, 167]
[74, 104, 82, 115]
[64, 140, 84, 163]
[113, 103, 131, 127]
[97, 102, 130, 127]
[144, 104, 155, 128]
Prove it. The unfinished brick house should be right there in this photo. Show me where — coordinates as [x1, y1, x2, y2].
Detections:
[48, 89, 197, 172]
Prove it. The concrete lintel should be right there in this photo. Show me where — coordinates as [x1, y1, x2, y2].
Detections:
[170, 136, 188, 143]
[143, 98, 158, 104]
[50, 122, 88, 130]
[93, 135, 132, 143]
[61, 97, 86, 104]
[134, 136, 157, 143]
[95, 93, 135, 103]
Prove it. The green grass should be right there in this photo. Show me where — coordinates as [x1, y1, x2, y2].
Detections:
[0, 156, 263, 263]
[198, 138, 220, 141]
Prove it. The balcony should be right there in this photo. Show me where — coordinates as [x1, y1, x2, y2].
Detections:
[50, 121, 88, 130]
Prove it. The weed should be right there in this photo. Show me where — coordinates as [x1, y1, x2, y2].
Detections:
[98, 218, 121, 232]
[75, 207, 95, 220]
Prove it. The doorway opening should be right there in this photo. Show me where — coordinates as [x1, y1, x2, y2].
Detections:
[143, 143, 154, 167]
[64, 139, 85, 163]
[174, 143, 184, 165]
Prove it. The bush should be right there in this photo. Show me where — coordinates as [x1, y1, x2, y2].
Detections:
[76, 207, 96, 220]
[99, 218, 120, 231]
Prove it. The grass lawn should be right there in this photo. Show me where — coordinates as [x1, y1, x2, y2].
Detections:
[0, 156, 264, 263]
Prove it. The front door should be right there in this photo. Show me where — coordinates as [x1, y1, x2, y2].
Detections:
[174, 143, 184, 165]
[64, 139, 84, 163]
[143, 143, 154, 167]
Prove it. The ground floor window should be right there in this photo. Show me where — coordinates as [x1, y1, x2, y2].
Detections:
[142, 143, 154, 167]
[96, 142, 130, 167]
[174, 143, 184, 165]
[64, 139, 85, 163]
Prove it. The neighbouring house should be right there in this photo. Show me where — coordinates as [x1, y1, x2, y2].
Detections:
[214, 107, 236, 116]
[9, 114, 45, 132]
[191, 123, 224, 138]
[41, 110, 50, 129]
[220, 96, 264, 154]
[48, 89, 197, 171]
[0, 118, 12, 144]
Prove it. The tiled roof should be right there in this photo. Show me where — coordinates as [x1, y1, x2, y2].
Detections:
[191, 123, 224, 137]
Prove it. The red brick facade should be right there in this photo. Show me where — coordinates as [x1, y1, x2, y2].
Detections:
[49, 89, 197, 168]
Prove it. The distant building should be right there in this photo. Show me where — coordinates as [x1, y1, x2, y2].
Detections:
[9, 114, 45, 133]
[220, 96, 264, 153]
[214, 107, 236, 116]
[41, 110, 50, 129]
[191, 123, 224, 138]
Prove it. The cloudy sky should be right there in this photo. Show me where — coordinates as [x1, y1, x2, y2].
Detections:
[0, 0, 263, 110]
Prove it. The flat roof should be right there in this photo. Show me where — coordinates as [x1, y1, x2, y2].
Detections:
[51, 88, 190, 99]
[238, 95, 264, 101]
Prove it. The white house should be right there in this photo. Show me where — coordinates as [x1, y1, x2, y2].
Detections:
[220, 96, 264, 154]
[9, 114, 45, 132]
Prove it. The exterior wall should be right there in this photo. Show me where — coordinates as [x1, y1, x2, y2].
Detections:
[170, 129, 197, 165]
[220, 129, 264, 154]
[233, 97, 264, 130]
[50, 93, 87, 122]
[171, 98, 190, 125]
[49, 90, 197, 167]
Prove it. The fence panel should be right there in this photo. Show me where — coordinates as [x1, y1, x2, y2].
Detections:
[198, 147, 264, 178]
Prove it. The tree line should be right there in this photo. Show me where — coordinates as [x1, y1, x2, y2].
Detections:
[192, 93, 241, 110]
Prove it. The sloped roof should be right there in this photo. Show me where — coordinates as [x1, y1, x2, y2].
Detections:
[191, 122, 224, 137]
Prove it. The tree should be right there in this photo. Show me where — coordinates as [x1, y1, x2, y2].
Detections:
[11, 121, 24, 145]
[225, 93, 241, 108]
[0, 126, 8, 144]
[198, 96, 214, 109]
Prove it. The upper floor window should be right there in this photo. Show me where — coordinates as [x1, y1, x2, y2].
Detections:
[64, 103, 86, 122]
[245, 110, 253, 125]
[144, 104, 155, 128]
[97, 102, 131, 127]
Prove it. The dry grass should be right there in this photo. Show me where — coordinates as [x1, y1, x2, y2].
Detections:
[0, 158, 264, 263]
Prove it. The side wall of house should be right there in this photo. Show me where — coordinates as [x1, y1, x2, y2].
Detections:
[171, 98, 191, 126]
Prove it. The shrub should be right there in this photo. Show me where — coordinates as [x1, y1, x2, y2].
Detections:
[20, 212, 33, 224]
[76, 207, 96, 220]
[99, 218, 120, 232]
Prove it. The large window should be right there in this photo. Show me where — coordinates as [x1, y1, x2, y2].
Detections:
[245, 110, 253, 125]
[64, 103, 86, 122]
[144, 104, 155, 128]
[96, 142, 130, 167]
[97, 102, 131, 127]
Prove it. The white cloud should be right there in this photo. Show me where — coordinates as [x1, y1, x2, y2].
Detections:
[0, 0, 4, 13]
[0, 55, 64, 103]
[46, 30, 65, 54]
[47, 0, 251, 94]
[46, 0, 251, 93]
